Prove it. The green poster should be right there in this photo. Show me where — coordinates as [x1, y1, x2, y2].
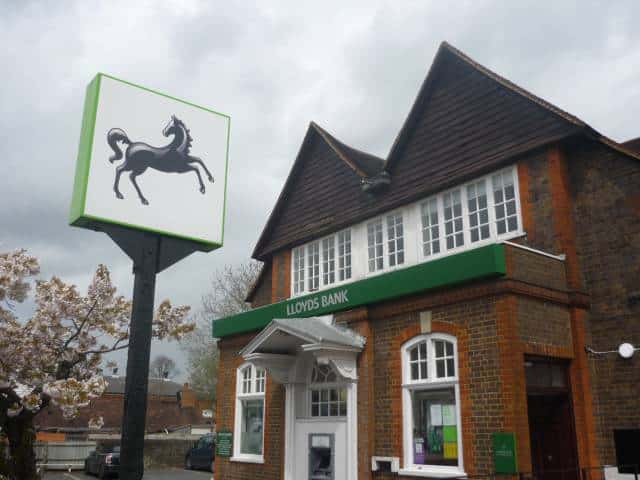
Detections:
[443, 425, 457, 442]
[492, 432, 518, 474]
[216, 431, 233, 457]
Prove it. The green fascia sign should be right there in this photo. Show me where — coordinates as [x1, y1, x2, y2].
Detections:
[212, 243, 506, 338]
[493, 432, 518, 474]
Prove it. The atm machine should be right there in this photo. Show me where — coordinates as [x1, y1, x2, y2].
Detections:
[309, 434, 335, 480]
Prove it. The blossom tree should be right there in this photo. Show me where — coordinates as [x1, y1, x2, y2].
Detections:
[0, 249, 194, 480]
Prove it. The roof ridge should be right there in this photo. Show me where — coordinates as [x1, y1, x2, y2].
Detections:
[311, 122, 384, 177]
[385, 41, 640, 170]
[440, 41, 587, 128]
[441, 42, 640, 163]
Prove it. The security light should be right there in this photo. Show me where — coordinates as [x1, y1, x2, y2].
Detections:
[618, 343, 635, 359]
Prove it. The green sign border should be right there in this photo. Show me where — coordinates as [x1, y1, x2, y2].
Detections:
[69, 73, 231, 250]
[212, 243, 506, 338]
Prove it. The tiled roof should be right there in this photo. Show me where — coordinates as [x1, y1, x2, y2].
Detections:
[251, 41, 640, 261]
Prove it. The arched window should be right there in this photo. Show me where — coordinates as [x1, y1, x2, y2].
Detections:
[400, 334, 464, 476]
[233, 363, 266, 462]
[309, 363, 347, 417]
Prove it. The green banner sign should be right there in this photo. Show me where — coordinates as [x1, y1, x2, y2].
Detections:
[216, 431, 233, 457]
[493, 432, 518, 474]
[213, 243, 506, 338]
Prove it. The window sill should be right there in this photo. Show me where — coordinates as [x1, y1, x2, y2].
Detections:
[230, 455, 264, 464]
[398, 467, 466, 478]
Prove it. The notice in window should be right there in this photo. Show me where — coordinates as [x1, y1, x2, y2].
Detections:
[442, 405, 456, 426]
[430, 404, 443, 426]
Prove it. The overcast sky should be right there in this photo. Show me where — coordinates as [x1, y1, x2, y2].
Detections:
[2, 0, 640, 380]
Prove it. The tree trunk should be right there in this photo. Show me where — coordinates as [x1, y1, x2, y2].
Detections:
[6, 414, 38, 480]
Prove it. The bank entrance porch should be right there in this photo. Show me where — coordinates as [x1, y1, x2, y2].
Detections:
[240, 316, 364, 480]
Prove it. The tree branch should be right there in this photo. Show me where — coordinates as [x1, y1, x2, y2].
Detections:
[60, 299, 99, 353]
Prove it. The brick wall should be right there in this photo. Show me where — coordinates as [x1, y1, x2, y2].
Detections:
[214, 332, 285, 480]
[271, 250, 291, 303]
[36, 393, 203, 433]
[365, 296, 502, 478]
[251, 263, 272, 308]
[517, 297, 572, 349]
[515, 140, 640, 467]
[568, 142, 640, 463]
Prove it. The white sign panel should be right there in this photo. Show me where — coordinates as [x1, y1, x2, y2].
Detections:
[70, 73, 230, 249]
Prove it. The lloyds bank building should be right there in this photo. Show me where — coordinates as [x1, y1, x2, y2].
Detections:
[212, 42, 640, 480]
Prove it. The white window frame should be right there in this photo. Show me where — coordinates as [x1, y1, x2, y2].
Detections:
[420, 197, 441, 258]
[292, 246, 305, 295]
[466, 179, 491, 244]
[386, 211, 405, 268]
[307, 363, 348, 419]
[322, 236, 336, 286]
[366, 217, 385, 272]
[366, 209, 407, 274]
[232, 363, 266, 463]
[491, 169, 521, 237]
[289, 166, 523, 298]
[290, 228, 353, 297]
[442, 189, 465, 252]
[400, 334, 465, 477]
[337, 229, 352, 282]
[417, 166, 524, 262]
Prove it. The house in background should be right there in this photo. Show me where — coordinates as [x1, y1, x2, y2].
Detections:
[36, 376, 213, 439]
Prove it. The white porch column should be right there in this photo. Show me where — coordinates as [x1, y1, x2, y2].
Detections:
[283, 383, 296, 480]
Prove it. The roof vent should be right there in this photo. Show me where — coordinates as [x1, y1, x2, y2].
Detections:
[361, 171, 391, 194]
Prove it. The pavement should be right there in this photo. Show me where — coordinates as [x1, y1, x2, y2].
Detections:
[44, 468, 213, 480]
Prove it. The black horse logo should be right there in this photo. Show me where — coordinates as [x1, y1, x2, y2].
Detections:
[106, 115, 214, 205]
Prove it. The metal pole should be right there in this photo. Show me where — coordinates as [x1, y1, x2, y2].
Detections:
[119, 236, 159, 479]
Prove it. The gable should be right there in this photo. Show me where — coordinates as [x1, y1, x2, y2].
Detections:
[255, 129, 379, 258]
[380, 50, 582, 207]
[252, 42, 640, 261]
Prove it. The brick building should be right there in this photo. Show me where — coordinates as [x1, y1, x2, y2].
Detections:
[212, 42, 640, 479]
[36, 376, 211, 435]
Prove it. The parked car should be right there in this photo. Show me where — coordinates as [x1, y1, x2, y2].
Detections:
[185, 433, 215, 471]
[84, 444, 120, 478]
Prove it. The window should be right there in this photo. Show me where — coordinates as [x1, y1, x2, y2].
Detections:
[309, 363, 347, 418]
[290, 166, 522, 297]
[233, 364, 266, 462]
[421, 198, 440, 257]
[291, 229, 352, 296]
[307, 241, 320, 291]
[337, 230, 352, 281]
[293, 246, 305, 295]
[368, 213, 405, 273]
[401, 334, 463, 476]
[492, 170, 519, 235]
[443, 190, 464, 250]
[467, 180, 490, 243]
[367, 219, 384, 272]
[322, 237, 336, 285]
[387, 213, 405, 267]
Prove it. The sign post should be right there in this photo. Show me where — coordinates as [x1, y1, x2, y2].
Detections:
[120, 232, 159, 478]
[70, 74, 230, 479]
